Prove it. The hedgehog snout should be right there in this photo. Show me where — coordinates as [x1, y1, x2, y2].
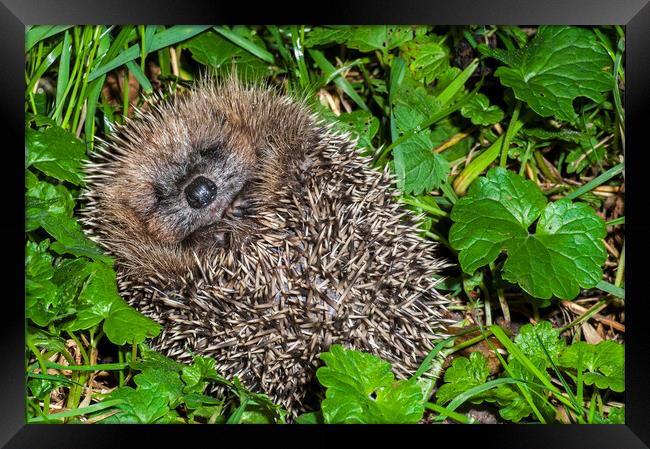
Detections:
[185, 176, 218, 209]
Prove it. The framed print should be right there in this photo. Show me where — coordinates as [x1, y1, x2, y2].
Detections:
[6, 0, 650, 447]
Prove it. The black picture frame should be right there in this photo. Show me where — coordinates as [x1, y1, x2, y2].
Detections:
[6, 0, 649, 447]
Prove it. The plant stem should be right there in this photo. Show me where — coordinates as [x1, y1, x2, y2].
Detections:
[615, 241, 625, 287]
[499, 100, 522, 167]
[26, 338, 50, 415]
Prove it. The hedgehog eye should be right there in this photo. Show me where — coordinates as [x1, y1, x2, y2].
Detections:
[200, 145, 222, 159]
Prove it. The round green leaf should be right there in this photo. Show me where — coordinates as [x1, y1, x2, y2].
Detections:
[450, 168, 607, 299]
[460, 93, 504, 125]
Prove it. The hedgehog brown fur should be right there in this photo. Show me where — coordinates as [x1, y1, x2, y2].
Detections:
[82, 75, 455, 415]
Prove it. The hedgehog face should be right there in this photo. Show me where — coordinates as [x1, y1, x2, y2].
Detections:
[142, 137, 252, 244]
[87, 78, 315, 273]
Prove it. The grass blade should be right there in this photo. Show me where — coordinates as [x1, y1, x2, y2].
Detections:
[453, 119, 524, 195]
[25, 25, 73, 52]
[437, 59, 478, 108]
[426, 402, 474, 423]
[126, 60, 153, 93]
[88, 26, 210, 82]
[226, 397, 250, 424]
[214, 26, 275, 64]
[28, 399, 125, 423]
[564, 162, 624, 201]
[309, 49, 369, 112]
[446, 377, 522, 412]
[389, 57, 407, 142]
[53, 30, 72, 122]
[84, 75, 106, 147]
[143, 25, 158, 54]
[148, 25, 211, 52]
[88, 45, 140, 82]
[291, 26, 311, 89]
[267, 26, 293, 66]
[596, 280, 625, 298]
[26, 41, 63, 95]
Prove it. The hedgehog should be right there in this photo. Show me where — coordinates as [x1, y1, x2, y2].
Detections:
[82, 75, 455, 415]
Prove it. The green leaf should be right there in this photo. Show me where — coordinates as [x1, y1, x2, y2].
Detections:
[333, 110, 379, 150]
[25, 240, 59, 326]
[392, 74, 441, 133]
[43, 214, 111, 263]
[304, 26, 351, 47]
[105, 386, 170, 423]
[449, 168, 607, 299]
[316, 345, 425, 424]
[460, 93, 505, 125]
[503, 200, 607, 299]
[559, 340, 624, 392]
[62, 260, 161, 343]
[393, 132, 450, 194]
[601, 406, 625, 424]
[295, 411, 324, 424]
[181, 355, 220, 393]
[182, 30, 269, 79]
[25, 167, 109, 263]
[435, 352, 490, 404]
[400, 34, 449, 84]
[25, 178, 74, 232]
[103, 295, 162, 346]
[346, 26, 414, 54]
[27, 327, 68, 354]
[25, 241, 93, 327]
[480, 26, 613, 122]
[514, 321, 566, 368]
[389, 72, 451, 194]
[435, 352, 519, 407]
[134, 368, 185, 408]
[64, 262, 119, 331]
[132, 345, 185, 373]
[450, 167, 547, 273]
[25, 125, 87, 185]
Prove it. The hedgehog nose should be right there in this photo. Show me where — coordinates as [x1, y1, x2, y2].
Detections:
[185, 176, 218, 209]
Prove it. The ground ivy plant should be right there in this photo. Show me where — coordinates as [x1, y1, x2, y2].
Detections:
[449, 167, 607, 300]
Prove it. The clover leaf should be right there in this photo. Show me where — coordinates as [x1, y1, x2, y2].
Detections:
[479, 26, 613, 122]
[449, 168, 606, 299]
[316, 345, 425, 424]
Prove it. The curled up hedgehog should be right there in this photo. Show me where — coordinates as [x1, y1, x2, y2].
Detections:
[82, 75, 456, 415]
